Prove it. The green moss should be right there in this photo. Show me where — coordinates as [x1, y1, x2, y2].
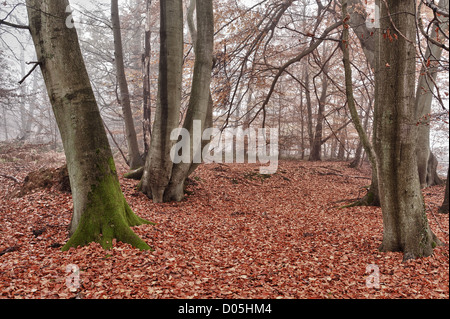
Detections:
[107, 156, 117, 174]
[62, 170, 154, 252]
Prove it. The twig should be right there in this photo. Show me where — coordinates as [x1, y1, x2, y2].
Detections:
[102, 119, 129, 166]
[18, 62, 42, 85]
[0, 18, 29, 30]
[0, 174, 20, 183]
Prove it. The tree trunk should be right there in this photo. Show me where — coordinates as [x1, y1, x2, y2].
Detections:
[304, 63, 314, 152]
[346, 0, 383, 205]
[163, 0, 214, 202]
[350, 98, 372, 168]
[373, 0, 440, 260]
[140, 0, 184, 203]
[342, 0, 379, 207]
[142, 0, 153, 158]
[111, 0, 143, 170]
[347, 0, 377, 68]
[309, 64, 328, 161]
[26, 0, 152, 251]
[415, 0, 448, 189]
[439, 166, 449, 214]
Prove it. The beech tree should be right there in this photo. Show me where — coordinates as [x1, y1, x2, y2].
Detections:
[415, 0, 448, 188]
[140, 0, 214, 202]
[373, 0, 441, 260]
[111, 0, 143, 170]
[342, 0, 377, 198]
[26, 0, 152, 251]
[347, 0, 447, 190]
[163, 0, 214, 202]
[343, 0, 380, 207]
[139, 0, 184, 203]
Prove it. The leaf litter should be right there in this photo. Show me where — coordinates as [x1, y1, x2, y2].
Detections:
[0, 151, 448, 299]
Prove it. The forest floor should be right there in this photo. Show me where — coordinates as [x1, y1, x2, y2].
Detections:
[0, 143, 448, 299]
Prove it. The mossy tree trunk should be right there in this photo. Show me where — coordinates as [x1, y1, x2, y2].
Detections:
[373, 0, 441, 261]
[26, 0, 152, 251]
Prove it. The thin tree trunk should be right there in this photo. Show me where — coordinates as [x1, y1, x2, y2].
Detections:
[350, 97, 372, 168]
[304, 64, 314, 153]
[142, 0, 153, 158]
[111, 0, 143, 169]
[309, 64, 328, 161]
[346, 0, 380, 205]
[342, 0, 377, 189]
[373, 0, 441, 260]
[27, 0, 152, 251]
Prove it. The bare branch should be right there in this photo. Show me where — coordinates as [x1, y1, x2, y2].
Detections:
[0, 18, 29, 30]
[18, 62, 41, 85]
[250, 20, 343, 127]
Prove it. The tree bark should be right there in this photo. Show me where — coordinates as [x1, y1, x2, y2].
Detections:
[163, 0, 214, 201]
[345, 0, 384, 205]
[415, 0, 448, 188]
[348, 0, 445, 205]
[26, 0, 152, 251]
[439, 166, 449, 214]
[347, 0, 377, 68]
[349, 98, 372, 168]
[309, 63, 328, 161]
[111, 0, 143, 170]
[142, 0, 153, 158]
[304, 64, 314, 152]
[373, 0, 441, 260]
[342, 0, 379, 207]
[140, 0, 184, 203]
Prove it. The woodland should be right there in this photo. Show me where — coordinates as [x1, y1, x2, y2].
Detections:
[0, 0, 449, 300]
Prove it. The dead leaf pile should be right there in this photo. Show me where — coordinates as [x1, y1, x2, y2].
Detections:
[0, 155, 448, 299]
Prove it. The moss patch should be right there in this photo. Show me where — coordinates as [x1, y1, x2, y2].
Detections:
[62, 168, 154, 251]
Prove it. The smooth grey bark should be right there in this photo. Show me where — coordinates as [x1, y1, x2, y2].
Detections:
[140, 0, 214, 202]
[350, 97, 372, 168]
[373, 0, 440, 260]
[348, 0, 446, 189]
[111, 0, 143, 169]
[140, 0, 184, 203]
[164, 0, 214, 202]
[342, 0, 379, 207]
[344, 0, 383, 206]
[304, 64, 314, 151]
[26, 0, 151, 251]
[415, 0, 448, 188]
[142, 0, 153, 157]
[347, 0, 377, 68]
[439, 166, 449, 214]
[309, 63, 329, 161]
